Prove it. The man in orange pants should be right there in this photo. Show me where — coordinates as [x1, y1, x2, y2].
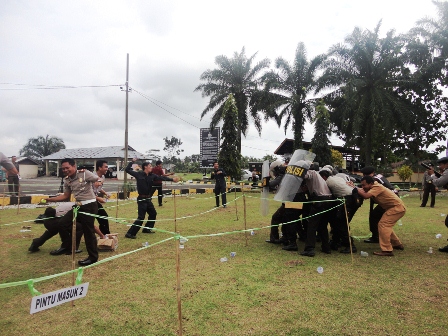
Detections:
[357, 175, 406, 256]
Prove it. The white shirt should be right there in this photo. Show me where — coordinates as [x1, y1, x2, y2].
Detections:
[326, 176, 354, 197]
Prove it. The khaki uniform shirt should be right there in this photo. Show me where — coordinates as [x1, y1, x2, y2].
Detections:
[64, 170, 98, 201]
[367, 182, 405, 211]
[0, 152, 14, 171]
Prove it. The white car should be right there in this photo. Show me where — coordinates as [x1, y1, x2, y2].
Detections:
[241, 169, 253, 181]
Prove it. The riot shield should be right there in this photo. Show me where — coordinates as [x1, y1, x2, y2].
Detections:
[274, 150, 316, 202]
[260, 160, 270, 216]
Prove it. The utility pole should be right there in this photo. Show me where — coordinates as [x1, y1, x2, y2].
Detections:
[124, 53, 129, 197]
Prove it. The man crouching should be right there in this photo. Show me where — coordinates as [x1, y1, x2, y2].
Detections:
[357, 175, 405, 256]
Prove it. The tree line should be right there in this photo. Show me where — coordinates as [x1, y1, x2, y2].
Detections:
[195, 1, 448, 170]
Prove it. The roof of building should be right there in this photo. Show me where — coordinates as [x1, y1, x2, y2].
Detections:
[274, 139, 359, 158]
[41, 145, 151, 160]
[17, 157, 39, 165]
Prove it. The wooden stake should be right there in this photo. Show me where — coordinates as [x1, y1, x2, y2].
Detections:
[115, 185, 119, 219]
[16, 185, 20, 214]
[243, 193, 248, 247]
[175, 233, 183, 336]
[174, 191, 182, 336]
[343, 201, 354, 263]
[233, 186, 239, 221]
[2, 184, 5, 210]
[71, 208, 77, 306]
[174, 191, 177, 232]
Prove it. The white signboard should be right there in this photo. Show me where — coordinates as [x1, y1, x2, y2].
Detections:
[30, 283, 89, 314]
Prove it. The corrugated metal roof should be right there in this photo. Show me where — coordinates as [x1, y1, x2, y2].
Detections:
[41, 146, 152, 160]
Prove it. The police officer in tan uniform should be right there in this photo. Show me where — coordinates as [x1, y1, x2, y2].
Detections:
[42, 158, 101, 266]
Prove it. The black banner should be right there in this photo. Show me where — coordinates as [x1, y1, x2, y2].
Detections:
[200, 128, 220, 168]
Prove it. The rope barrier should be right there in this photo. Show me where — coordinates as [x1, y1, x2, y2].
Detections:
[0, 196, 349, 290]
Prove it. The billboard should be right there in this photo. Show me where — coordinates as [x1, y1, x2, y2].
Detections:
[200, 128, 220, 168]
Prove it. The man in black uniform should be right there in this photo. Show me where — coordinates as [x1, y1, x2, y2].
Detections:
[360, 166, 397, 244]
[125, 158, 179, 239]
[428, 157, 448, 252]
[211, 161, 227, 208]
[28, 205, 83, 253]
[421, 163, 437, 208]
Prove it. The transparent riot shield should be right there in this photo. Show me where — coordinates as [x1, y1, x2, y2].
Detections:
[274, 150, 316, 202]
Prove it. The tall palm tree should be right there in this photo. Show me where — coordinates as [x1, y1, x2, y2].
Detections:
[316, 22, 414, 166]
[410, 0, 448, 83]
[195, 47, 271, 153]
[256, 42, 325, 150]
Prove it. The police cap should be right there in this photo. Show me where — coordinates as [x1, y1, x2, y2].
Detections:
[437, 157, 448, 164]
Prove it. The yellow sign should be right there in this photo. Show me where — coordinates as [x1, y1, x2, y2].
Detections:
[285, 165, 307, 178]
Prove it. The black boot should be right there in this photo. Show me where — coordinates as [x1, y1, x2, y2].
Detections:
[282, 244, 298, 251]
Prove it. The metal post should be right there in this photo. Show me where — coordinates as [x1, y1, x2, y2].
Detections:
[124, 53, 129, 197]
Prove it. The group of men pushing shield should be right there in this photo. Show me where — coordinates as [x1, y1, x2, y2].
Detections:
[263, 149, 408, 257]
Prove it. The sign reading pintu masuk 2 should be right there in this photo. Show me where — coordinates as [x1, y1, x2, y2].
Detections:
[30, 283, 89, 314]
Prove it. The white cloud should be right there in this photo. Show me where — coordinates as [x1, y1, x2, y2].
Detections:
[0, 0, 445, 159]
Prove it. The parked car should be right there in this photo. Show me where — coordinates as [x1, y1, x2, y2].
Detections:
[241, 169, 253, 181]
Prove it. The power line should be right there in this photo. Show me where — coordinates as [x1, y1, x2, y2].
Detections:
[0, 83, 123, 90]
[132, 87, 284, 144]
[132, 88, 204, 129]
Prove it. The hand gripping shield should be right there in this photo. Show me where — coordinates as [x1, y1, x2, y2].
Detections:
[260, 160, 270, 216]
[274, 150, 316, 202]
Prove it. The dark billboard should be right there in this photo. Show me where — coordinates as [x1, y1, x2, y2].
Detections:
[200, 128, 220, 168]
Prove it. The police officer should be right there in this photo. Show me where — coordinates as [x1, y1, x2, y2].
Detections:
[428, 157, 448, 252]
[360, 166, 397, 244]
[28, 205, 83, 253]
[421, 163, 437, 208]
[211, 161, 227, 208]
[319, 168, 361, 253]
[42, 158, 101, 266]
[298, 161, 333, 257]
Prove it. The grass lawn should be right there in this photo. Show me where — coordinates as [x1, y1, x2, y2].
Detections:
[0, 191, 447, 335]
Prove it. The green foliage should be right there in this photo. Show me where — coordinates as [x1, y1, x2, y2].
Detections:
[311, 102, 332, 165]
[331, 149, 343, 168]
[261, 154, 277, 162]
[397, 164, 414, 182]
[258, 42, 325, 150]
[318, 23, 416, 166]
[163, 136, 184, 163]
[195, 47, 271, 153]
[19, 134, 65, 162]
[218, 94, 242, 180]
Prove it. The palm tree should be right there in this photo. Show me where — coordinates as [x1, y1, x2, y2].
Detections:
[20, 134, 66, 162]
[256, 42, 325, 150]
[410, 0, 448, 84]
[195, 47, 271, 153]
[316, 22, 414, 166]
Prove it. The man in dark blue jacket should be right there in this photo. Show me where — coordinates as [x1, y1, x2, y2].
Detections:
[125, 158, 179, 239]
[211, 161, 227, 208]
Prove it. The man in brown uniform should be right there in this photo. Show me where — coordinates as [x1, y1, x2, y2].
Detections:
[42, 158, 101, 266]
[357, 175, 405, 256]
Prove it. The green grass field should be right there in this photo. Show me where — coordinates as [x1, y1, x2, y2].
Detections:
[0, 191, 447, 335]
